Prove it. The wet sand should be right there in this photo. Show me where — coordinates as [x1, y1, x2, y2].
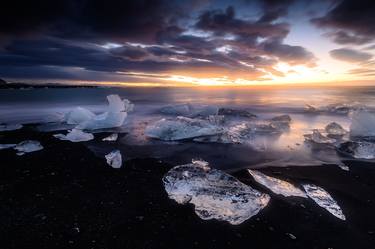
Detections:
[0, 126, 374, 249]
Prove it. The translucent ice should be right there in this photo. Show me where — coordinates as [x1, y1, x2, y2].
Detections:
[64, 95, 133, 130]
[305, 103, 365, 115]
[163, 160, 270, 225]
[270, 114, 291, 123]
[304, 104, 318, 113]
[14, 140, 43, 156]
[54, 129, 94, 142]
[207, 115, 225, 126]
[64, 107, 96, 125]
[269, 114, 291, 131]
[304, 129, 336, 144]
[105, 150, 122, 168]
[193, 123, 247, 144]
[218, 108, 256, 118]
[338, 141, 375, 159]
[102, 133, 118, 141]
[303, 184, 346, 220]
[145, 116, 222, 141]
[76, 111, 127, 130]
[107, 94, 134, 113]
[325, 122, 346, 136]
[0, 144, 16, 150]
[248, 170, 307, 198]
[0, 124, 23, 132]
[160, 104, 218, 117]
[349, 110, 375, 137]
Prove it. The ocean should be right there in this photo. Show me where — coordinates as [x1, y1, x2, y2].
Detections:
[1, 85, 375, 170]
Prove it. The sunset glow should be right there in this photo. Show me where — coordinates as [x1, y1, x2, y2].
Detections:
[1, 0, 375, 86]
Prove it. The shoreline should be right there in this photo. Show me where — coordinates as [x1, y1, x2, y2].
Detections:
[0, 127, 374, 248]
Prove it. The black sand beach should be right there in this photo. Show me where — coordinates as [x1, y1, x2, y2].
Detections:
[1, 126, 374, 249]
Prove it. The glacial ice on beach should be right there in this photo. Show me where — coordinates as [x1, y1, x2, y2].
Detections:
[54, 129, 94, 142]
[145, 116, 222, 141]
[75, 95, 133, 130]
[0, 144, 16, 150]
[193, 122, 247, 144]
[193, 115, 290, 144]
[76, 112, 127, 130]
[248, 170, 307, 198]
[62, 95, 133, 130]
[162, 160, 270, 225]
[304, 129, 336, 144]
[14, 140, 43, 156]
[303, 184, 346, 220]
[102, 133, 118, 141]
[218, 108, 256, 118]
[160, 104, 218, 117]
[325, 122, 347, 136]
[65, 107, 96, 125]
[105, 150, 122, 168]
[0, 124, 23, 132]
[269, 114, 291, 131]
[338, 141, 375, 159]
[349, 110, 375, 137]
[305, 103, 365, 115]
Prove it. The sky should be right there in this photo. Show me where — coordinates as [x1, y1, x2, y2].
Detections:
[0, 0, 375, 86]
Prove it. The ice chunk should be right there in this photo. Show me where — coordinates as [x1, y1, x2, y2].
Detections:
[303, 184, 346, 220]
[304, 104, 318, 113]
[325, 122, 346, 136]
[349, 110, 375, 137]
[0, 124, 23, 131]
[145, 116, 222, 141]
[324, 103, 365, 115]
[102, 133, 118, 141]
[269, 114, 291, 131]
[105, 150, 122, 168]
[304, 129, 336, 144]
[218, 108, 256, 118]
[163, 160, 270, 225]
[338, 141, 375, 159]
[271, 114, 291, 123]
[305, 103, 365, 115]
[248, 170, 307, 198]
[250, 122, 283, 135]
[0, 144, 16, 150]
[193, 119, 285, 145]
[63, 95, 133, 130]
[207, 115, 225, 125]
[14, 140, 43, 156]
[107, 94, 134, 113]
[64, 107, 96, 125]
[193, 123, 250, 144]
[54, 129, 94, 142]
[76, 111, 127, 130]
[160, 104, 218, 117]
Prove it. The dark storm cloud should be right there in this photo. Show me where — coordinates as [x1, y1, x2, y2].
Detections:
[326, 31, 374, 45]
[329, 48, 373, 63]
[258, 0, 294, 23]
[195, 6, 290, 39]
[0, 0, 194, 43]
[262, 40, 316, 66]
[0, 0, 316, 82]
[312, 0, 375, 45]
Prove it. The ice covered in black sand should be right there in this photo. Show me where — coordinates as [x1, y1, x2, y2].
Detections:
[54, 129, 94, 142]
[105, 150, 123, 168]
[14, 140, 43, 156]
[162, 160, 270, 225]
